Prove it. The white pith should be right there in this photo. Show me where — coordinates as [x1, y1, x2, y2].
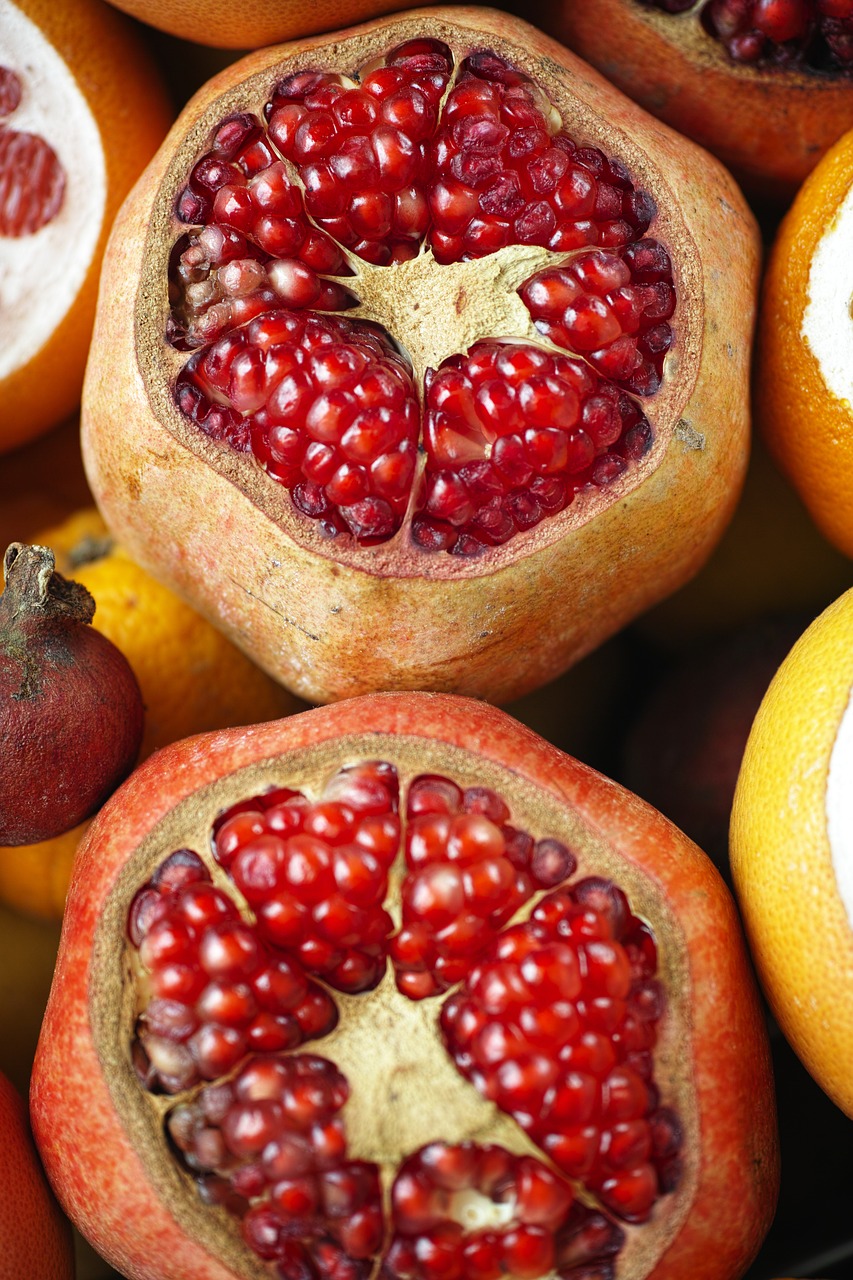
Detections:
[0, 0, 106, 381]
[449, 1187, 517, 1231]
[825, 677, 853, 932]
[801, 178, 853, 408]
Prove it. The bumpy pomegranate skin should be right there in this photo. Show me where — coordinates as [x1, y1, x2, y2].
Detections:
[31, 693, 778, 1280]
[82, 7, 758, 705]
[545, 0, 853, 198]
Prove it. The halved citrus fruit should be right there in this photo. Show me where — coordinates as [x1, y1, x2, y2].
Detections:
[758, 126, 853, 559]
[731, 586, 853, 1117]
[0, 0, 172, 454]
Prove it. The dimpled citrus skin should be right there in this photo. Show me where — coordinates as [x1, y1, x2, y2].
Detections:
[0, 0, 172, 454]
[104, 0, 416, 47]
[0, 508, 300, 921]
[732, 587, 853, 1117]
[0, 1071, 74, 1280]
[757, 128, 853, 558]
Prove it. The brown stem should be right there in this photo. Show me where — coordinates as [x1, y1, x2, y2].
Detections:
[1, 542, 96, 626]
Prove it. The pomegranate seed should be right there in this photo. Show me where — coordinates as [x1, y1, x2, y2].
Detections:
[169, 43, 674, 554]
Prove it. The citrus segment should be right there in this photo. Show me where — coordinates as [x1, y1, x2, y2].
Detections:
[731, 587, 853, 1116]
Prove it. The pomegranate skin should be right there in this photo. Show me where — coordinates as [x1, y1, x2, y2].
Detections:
[81, 7, 758, 706]
[30, 693, 778, 1280]
[542, 0, 853, 198]
[0, 1071, 73, 1280]
[0, 543, 145, 844]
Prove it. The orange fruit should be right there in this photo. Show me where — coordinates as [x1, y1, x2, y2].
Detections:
[0, 508, 302, 919]
[731, 586, 853, 1118]
[102, 0, 426, 49]
[757, 126, 853, 560]
[0, 0, 172, 455]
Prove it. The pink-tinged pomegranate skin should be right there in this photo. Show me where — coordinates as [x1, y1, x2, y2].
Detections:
[543, 0, 853, 197]
[81, 7, 758, 706]
[30, 693, 778, 1280]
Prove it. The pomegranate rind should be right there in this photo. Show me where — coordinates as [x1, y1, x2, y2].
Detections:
[81, 6, 757, 706]
[547, 0, 853, 198]
[31, 693, 778, 1280]
[0, 0, 172, 454]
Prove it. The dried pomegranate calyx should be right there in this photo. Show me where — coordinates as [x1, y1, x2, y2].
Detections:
[95, 733, 698, 1280]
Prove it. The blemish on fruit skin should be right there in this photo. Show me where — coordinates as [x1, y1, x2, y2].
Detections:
[675, 420, 705, 450]
[228, 575, 321, 641]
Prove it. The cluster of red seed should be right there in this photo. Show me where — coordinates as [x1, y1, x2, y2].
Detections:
[384, 1141, 625, 1280]
[392, 773, 578, 994]
[646, 0, 853, 67]
[129, 764, 680, 1277]
[167, 40, 675, 552]
[171, 113, 353, 349]
[212, 761, 401, 992]
[441, 878, 682, 1223]
[128, 849, 337, 1093]
[414, 342, 653, 554]
[168, 1053, 384, 1279]
[267, 41, 453, 266]
[429, 53, 657, 261]
[176, 311, 419, 541]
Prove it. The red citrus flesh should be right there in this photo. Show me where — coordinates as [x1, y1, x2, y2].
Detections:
[31, 694, 777, 1280]
[0, 67, 66, 238]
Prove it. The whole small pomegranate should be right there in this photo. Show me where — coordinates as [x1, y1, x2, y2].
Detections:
[82, 7, 758, 705]
[544, 0, 853, 196]
[31, 693, 778, 1280]
[0, 541, 144, 845]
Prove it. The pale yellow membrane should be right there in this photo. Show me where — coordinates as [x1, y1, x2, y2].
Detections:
[0, 0, 106, 381]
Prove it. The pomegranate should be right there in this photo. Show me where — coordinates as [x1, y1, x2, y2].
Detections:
[0, 541, 144, 845]
[82, 7, 758, 705]
[545, 0, 853, 196]
[31, 693, 778, 1280]
[0, 1068, 74, 1280]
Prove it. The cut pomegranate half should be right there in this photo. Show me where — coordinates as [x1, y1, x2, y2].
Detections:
[31, 694, 778, 1280]
[82, 7, 758, 703]
[547, 0, 853, 195]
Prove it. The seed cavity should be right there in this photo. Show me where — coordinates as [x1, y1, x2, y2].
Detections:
[167, 39, 676, 552]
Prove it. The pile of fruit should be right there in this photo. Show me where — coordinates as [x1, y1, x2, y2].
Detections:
[2, 0, 852, 1278]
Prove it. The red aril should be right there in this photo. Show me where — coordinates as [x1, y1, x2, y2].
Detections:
[31, 693, 778, 1280]
[81, 7, 758, 705]
[546, 0, 853, 196]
